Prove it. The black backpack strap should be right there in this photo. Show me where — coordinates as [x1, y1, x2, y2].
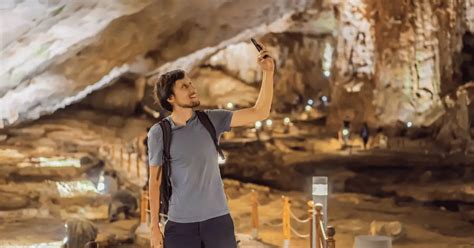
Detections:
[158, 119, 172, 180]
[158, 119, 172, 215]
[195, 110, 225, 160]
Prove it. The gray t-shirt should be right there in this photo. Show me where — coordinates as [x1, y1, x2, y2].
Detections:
[147, 109, 233, 223]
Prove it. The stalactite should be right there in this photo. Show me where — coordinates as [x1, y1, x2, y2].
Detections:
[333, 0, 375, 89]
[331, 0, 467, 127]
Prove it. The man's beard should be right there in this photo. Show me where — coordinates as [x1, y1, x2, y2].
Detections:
[177, 99, 200, 109]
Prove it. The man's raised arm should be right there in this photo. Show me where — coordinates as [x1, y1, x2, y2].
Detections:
[230, 44, 275, 127]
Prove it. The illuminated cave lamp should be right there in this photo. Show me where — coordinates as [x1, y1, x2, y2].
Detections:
[265, 119, 273, 129]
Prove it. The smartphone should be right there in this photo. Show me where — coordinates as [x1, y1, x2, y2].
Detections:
[251, 38, 263, 52]
[251, 38, 269, 58]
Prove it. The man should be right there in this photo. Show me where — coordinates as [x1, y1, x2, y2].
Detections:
[360, 122, 369, 150]
[148, 42, 274, 248]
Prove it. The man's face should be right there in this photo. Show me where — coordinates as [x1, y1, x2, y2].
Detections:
[168, 75, 200, 110]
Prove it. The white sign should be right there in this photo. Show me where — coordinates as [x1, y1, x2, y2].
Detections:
[312, 184, 328, 196]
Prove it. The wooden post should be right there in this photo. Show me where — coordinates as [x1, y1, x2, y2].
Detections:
[136, 137, 140, 154]
[119, 146, 123, 168]
[327, 226, 336, 248]
[135, 138, 141, 178]
[136, 153, 140, 178]
[145, 189, 151, 225]
[140, 189, 148, 224]
[308, 200, 314, 248]
[111, 144, 115, 160]
[282, 196, 286, 237]
[251, 190, 259, 239]
[127, 152, 132, 173]
[99, 144, 104, 157]
[315, 203, 324, 248]
[282, 196, 291, 248]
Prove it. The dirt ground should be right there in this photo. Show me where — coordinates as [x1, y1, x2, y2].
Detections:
[1, 109, 473, 247]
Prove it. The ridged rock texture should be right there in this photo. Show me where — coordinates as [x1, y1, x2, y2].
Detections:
[329, 0, 473, 128]
[1, 0, 472, 130]
[0, 0, 315, 127]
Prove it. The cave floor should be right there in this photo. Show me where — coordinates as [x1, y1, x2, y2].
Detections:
[0, 108, 473, 247]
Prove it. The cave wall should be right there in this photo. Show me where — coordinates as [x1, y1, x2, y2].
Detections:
[329, 0, 470, 128]
[264, 33, 334, 113]
[1, 0, 470, 130]
[465, 0, 474, 32]
[78, 76, 141, 116]
[192, 68, 259, 108]
[0, 0, 315, 128]
[197, 33, 334, 112]
[190, 4, 336, 113]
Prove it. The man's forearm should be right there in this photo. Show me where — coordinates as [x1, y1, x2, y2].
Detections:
[254, 71, 274, 117]
[149, 167, 161, 227]
[229, 54, 275, 127]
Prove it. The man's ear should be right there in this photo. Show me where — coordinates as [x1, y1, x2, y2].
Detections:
[167, 94, 175, 104]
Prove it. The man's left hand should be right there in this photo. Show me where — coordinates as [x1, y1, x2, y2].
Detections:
[256, 43, 275, 72]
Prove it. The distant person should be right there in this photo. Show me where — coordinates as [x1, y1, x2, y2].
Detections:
[101, 170, 118, 194]
[360, 122, 370, 149]
[147, 40, 275, 248]
[339, 118, 351, 149]
[343, 119, 350, 130]
[108, 190, 138, 222]
[85, 160, 105, 187]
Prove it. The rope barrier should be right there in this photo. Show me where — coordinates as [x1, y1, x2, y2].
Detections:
[289, 208, 311, 223]
[290, 226, 310, 238]
[263, 221, 283, 227]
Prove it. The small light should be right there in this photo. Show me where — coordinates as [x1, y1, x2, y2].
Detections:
[97, 182, 105, 192]
[266, 119, 273, 127]
[226, 102, 234, 109]
[305, 105, 312, 112]
[407, 122, 413, 128]
[255, 121, 262, 129]
[321, 96, 328, 102]
[342, 129, 349, 136]
[97, 174, 105, 192]
[323, 71, 331, 77]
[307, 99, 314, 106]
[283, 117, 291, 125]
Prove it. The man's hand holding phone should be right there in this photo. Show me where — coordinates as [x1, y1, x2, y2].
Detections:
[251, 38, 275, 73]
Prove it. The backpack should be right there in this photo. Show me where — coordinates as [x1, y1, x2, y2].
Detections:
[157, 110, 225, 215]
